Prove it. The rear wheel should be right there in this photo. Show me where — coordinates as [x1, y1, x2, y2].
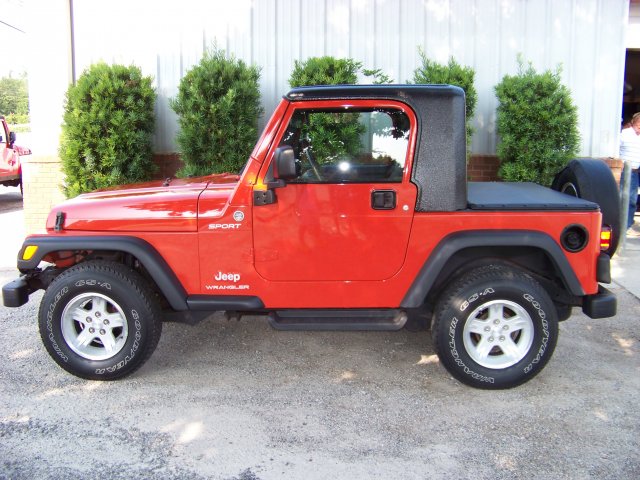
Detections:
[38, 260, 162, 380]
[432, 265, 558, 389]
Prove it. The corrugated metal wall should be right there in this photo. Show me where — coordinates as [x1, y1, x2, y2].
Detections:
[71, 0, 628, 157]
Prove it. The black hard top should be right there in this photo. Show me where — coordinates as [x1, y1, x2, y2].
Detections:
[468, 182, 599, 211]
[285, 84, 468, 212]
[285, 84, 465, 103]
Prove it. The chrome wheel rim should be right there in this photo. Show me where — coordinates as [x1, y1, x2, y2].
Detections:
[560, 182, 579, 197]
[462, 300, 534, 369]
[61, 293, 128, 361]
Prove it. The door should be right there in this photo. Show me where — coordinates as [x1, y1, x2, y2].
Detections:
[0, 121, 12, 177]
[253, 100, 417, 282]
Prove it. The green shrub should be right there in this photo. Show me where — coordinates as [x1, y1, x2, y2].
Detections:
[0, 74, 29, 122]
[289, 57, 365, 162]
[290, 56, 361, 87]
[60, 63, 155, 198]
[495, 60, 580, 186]
[171, 48, 262, 177]
[411, 50, 477, 154]
[362, 68, 394, 84]
[5, 113, 29, 125]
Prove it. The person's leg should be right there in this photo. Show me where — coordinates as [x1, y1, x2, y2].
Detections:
[628, 169, 639, 229]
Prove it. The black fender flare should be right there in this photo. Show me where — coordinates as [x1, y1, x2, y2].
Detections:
[400, 230, 585, 308]
[18, 235, 188, 311]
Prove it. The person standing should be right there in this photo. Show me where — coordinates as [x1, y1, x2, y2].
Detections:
[619, 112, 640, 230]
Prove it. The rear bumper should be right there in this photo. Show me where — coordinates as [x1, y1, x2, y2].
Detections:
[2, 277, 29, 307]
[582, 286, 616, 319]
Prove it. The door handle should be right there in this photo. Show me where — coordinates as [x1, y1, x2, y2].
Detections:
[371, 190, 396, 210]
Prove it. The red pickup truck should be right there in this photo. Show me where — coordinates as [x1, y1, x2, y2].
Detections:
[0, 116, 30, 193]
[2, 85, 618, 389]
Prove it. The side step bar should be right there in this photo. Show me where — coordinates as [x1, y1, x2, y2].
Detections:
[268, 309, 408, 331]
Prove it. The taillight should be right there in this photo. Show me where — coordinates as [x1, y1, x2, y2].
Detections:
[600, 226, 612, 251]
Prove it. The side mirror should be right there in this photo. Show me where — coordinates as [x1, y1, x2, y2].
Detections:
[8, 131, 16, 145]
[274, 146, 297, 180]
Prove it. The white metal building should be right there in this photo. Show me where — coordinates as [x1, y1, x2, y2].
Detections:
[62, 0, 629, 157]
[20, 0, 633, 233]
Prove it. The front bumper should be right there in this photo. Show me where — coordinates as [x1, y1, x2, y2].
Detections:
[2, 276, 29, 307]
[582, 286, 616, 319]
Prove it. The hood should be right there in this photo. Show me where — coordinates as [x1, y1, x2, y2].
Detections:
[47, 173, 239, 232]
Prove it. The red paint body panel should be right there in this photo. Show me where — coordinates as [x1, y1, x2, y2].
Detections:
[31, 95, 603, 311]
[252, 99, 418, 282]
[47, 175, 237, 232]
[194, 212, 601, 309]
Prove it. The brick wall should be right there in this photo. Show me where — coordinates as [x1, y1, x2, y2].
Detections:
[153, 153, 506, 182]
[466, 156, 624, 184]
[467, 155, 500, 181]
[20, 153, 621, 235]
[21, 155, 66, 234]
[604, 157, 623, 185]
[152, 153, 183, 180]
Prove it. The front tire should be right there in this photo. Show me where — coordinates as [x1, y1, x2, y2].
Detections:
[432, 265, 558, 389]
[38, 260, 162, 380]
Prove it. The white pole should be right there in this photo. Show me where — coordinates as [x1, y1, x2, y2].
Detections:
[619, 160, 631, 252]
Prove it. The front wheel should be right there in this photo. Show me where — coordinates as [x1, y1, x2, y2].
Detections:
[38, 260, 162, 380]
[432, 265, 558, 389]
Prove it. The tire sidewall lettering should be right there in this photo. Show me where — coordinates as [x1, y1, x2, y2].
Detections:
[46, 286, 70, 363]
[75, 279, 112, 290]
[94, 313, 142, 375]
[459, 288, 495, 312]
[522, 293, 550, 374]
[448, 316, 495, 384]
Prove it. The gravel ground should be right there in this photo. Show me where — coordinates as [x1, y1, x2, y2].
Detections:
[0, 186, 639, 479]
[0, 269, 638, 479]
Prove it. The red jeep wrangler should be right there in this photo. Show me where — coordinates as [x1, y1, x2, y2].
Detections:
[0, 116, 31, 193]
[2, 85, 618, 389]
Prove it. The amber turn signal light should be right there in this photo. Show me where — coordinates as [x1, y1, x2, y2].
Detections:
[600, 227, 612, 251]
[22, 245, 38, 261]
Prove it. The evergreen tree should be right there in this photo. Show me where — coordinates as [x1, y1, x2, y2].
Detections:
[60, 63, 156, 197]
[171, 48, 262, 176]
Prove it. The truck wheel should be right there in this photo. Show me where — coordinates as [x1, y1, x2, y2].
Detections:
[432, 265, 558, 389]
[552, 159, 620, 256]
[38, 260, 162, 380]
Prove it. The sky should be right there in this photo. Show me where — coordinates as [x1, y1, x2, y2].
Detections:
[0, 0, 28, 77]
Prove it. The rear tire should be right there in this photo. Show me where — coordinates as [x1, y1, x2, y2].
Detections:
[552, 159, 620, 256]
[432, 265, 558, 389]
[38, 260, 162, 380]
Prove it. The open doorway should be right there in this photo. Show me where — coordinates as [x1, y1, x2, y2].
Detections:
[623, 49, 640, 128]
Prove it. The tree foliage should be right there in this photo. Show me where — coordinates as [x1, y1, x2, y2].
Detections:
[495, 59, 580, 186]
[411, 49, 477, 154]
[60, 63, 156, 198]
[289, 56, 361, 87]
[289, 57, 366, 163]
[170, 48, 263, 176]
[0, 73, 29, 124]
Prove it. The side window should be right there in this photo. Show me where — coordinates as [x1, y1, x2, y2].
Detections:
[278, 108, 410, 183]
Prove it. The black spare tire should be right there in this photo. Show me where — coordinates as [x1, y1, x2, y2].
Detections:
[551, 159, 620, 257]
